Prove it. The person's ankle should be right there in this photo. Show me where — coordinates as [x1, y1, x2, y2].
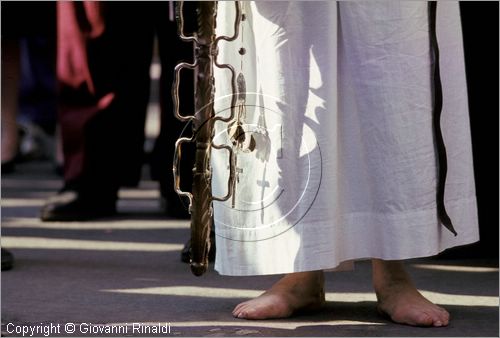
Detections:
[372, 259, 413, 293]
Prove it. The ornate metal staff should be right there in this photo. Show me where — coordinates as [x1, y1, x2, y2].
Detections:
[172, 1, 241, 276]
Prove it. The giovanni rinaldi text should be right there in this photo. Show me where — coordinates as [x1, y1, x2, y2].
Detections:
[5, 322, 173, 336]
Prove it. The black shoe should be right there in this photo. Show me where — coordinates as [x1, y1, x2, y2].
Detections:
[181, 230, 216, 263]
[40, 190, 117, 222]
[1, 248, 14, 271]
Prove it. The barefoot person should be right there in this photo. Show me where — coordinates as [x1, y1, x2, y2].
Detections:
[210, 1, 479, 326]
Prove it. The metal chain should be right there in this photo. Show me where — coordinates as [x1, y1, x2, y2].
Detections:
[172, 1, 242, 276]
[172, 1, 242, 210]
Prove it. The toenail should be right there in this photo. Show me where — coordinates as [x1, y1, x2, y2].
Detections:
[434, 321, 443, 327]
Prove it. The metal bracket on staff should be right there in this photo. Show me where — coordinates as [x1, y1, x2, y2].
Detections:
[172, 1, 242, 276]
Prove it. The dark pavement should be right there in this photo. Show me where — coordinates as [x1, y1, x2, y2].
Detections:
[1, 161, 498, 337]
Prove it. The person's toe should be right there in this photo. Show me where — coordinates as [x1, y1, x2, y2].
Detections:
[237, 310, 248, 319]
[415, 312, 434, 326]
[391, 308, 433, 326]
[435, 309, 450, 326]
[241, 308, 257, 319]
[235, 304, 253, 319]
[233, 302, 248, 317]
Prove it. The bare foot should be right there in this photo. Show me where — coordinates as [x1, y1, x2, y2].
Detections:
[233, 271, 325, 320]
[372, 259, 450, 327]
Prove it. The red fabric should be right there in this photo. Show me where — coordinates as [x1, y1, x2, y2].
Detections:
[56, 1, 194, 195]
[57, 2, 104, 94]
[57, 2, 117, 184]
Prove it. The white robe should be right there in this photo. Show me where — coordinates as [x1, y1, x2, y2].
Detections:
[211, 1, 479, 276]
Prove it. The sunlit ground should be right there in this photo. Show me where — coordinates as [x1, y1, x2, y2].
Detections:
[1, 162, 498, 337]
